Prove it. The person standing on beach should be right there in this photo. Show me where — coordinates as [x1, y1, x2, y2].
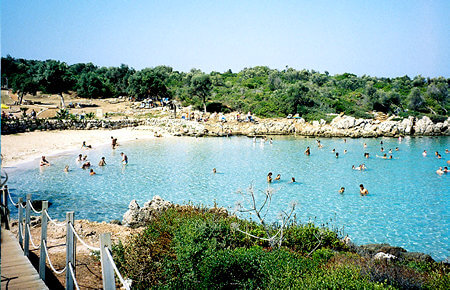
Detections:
[121, 152, 128, 165]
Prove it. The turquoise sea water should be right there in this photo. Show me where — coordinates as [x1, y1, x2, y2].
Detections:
[5, 136, 450, 260]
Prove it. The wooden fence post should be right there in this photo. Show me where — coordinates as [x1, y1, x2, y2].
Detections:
[24, 193, 31, 256]
[18, 197, 23, 249]
[2, 186, 10, 229]
[65, 211, 76, 290]
[39, 201, 48, 282]
[100, 233, 115, 289]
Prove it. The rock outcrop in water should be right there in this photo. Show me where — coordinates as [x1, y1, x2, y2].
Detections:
[122, 196, 229, 227]
[122, 195, 172, 227]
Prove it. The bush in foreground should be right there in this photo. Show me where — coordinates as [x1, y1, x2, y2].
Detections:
[112, 206, 449, 289]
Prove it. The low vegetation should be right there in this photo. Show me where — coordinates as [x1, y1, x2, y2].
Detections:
[2, 56, 449, 122]
[111, 206, 448, 289]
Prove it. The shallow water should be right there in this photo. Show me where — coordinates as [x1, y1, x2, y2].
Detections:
[5, 136, 450, 260]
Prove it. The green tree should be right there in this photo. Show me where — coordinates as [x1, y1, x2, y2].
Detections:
[127, 69, 168, 100]
[76, 71, 110, 98]
[407, 87, 425, 111]
[10, 73, 39, 104]
[190, 74, 212, 113]
[104, 64, 135, 97]
[36, 60, 74, 108]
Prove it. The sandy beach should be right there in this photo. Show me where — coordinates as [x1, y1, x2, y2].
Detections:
[1, 127, 163, 168]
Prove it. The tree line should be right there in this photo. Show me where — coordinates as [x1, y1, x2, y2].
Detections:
[1, 56, 449, 121]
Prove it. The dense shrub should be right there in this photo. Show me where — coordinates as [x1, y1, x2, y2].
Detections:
[283, 222, 344, 253]
[112, 206, 448, 289]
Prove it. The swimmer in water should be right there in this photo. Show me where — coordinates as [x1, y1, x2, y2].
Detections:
[290, 177, 296, 183]
[269, 138, 273, 144]
[364, 152, 370, 158]
[338, 187, 345, 194]
[364, 143, 367, 148]
[40, 156, 50, 166]
[63, 165, 69, 172]
[267, 172, 273, 183]
[98, 157, 106, 166]
[304, 147, 310, 156]
[443, 167, 448, 173]
[436, 167, 444, 175]
[344, 149, 348, 154]
[446, 149, 449, 153]
[352, 165, 361, 171]
[81, 141, 92, 149]
[81, 161, 91, 169]
[389, 149, 392, 154]
[437, 154, 442, 159]
[89, 169, 96, 176]
[335, 152, 339, 158]
[359, 184, 369, 196]
[332, 148, 336, 153]
[121, 152, 128, 165]
[82, 155, 88, 161]
[76, 154, 83, 162]
[380, 147, 384, 152]
[395, 147, 399, 151]
[213, 168, 216, 174]
[111, 136, 118, 149]
[422, 150, 427, 157]
[274, 174, 281, 181]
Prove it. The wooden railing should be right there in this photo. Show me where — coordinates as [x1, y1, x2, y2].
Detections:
[1, 185, 130, 290]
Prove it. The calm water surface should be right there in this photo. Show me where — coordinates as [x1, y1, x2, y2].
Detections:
[6, 136, 450, 260]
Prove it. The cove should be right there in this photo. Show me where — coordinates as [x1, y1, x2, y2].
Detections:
[6, 136, 450, 261]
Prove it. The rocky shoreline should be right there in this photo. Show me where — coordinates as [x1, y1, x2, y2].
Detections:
[2, 115, 449, 137]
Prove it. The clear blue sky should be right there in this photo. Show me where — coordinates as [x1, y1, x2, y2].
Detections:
[2, 0, 449, 77]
